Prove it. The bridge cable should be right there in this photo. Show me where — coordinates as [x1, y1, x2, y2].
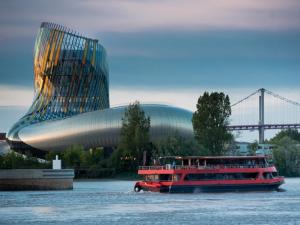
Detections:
[264, 89, 300, 108]
[231, 89, 260, 108]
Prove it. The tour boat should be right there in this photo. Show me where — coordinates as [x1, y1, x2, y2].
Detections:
[134, 156, 284, 193]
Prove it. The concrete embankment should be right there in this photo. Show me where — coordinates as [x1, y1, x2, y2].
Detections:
[0, 169, 74, 191]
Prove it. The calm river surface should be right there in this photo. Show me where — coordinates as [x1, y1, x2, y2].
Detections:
[0, 178, 300, 225]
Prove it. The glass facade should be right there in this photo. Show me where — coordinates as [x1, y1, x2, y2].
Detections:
[7, 23, 193, 156]
[7, 22, 109, 142]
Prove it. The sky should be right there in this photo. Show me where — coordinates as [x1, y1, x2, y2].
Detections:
[0, 0, 300, 141]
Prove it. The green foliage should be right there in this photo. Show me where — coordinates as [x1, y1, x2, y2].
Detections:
[268, 129, 300, 177]
[153, 133, 205, 158]
[81, 147, 105, 167]
[59, 145, 104, 168]
[192, 92, 233, 156]
[44, 145, 114, 178]
[0, 151, 50, 169]
[114, 101, 151, 171]
[271, 136, 300, 177]
[269, 129, 300, 144]
[62, 144, 85, 168]
[86, 165, 115, 178]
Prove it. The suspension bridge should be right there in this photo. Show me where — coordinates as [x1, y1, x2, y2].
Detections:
[228, 88, 300, 143]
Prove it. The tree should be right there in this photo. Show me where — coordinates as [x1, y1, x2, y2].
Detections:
[62, 144, 85, 168]
[192, 92, 233, 156]
[271, 136, 300, 177]
[114, 101, 151, 171]
[269, 129, 300, 177]
[0, 151, 50, 169]
[81, 147, 105, 167]
[269, 129, 300, 143]
[153, 133, 205, 158]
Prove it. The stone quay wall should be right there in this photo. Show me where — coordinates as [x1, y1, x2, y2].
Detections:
[0, 169, 74, 191]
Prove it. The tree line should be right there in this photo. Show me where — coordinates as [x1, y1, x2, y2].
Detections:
[268, 129, 300, 176]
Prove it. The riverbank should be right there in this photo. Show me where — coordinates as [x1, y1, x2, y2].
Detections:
[0, 169, 74, 191]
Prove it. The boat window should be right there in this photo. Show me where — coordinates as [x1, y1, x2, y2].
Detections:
[144, 175, 159, 181]
[272, 172, 278, 177]
[263, 172, 273, 179]
[172, 174, 181, 181]
[184, 173, 258, 181]
[144, 174, 180, 181]
[159, 174, 172, 181]
[184, 173, 216, 181]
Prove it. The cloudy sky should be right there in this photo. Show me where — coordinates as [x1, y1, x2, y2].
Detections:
[0, 0, 300, 141]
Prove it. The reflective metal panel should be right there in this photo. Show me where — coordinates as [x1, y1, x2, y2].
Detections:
[18, 104, 193, 152]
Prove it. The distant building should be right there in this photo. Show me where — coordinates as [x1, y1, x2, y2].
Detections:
[256, 144, 274, 156]
[230, 142, 275, 157]
[230, 142, 252, 156]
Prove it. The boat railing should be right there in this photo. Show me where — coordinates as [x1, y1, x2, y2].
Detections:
[138, 166, 165, 170]
[138, 164, 270, 170]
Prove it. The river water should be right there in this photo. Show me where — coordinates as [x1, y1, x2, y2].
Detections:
[0, 178, 299, 225]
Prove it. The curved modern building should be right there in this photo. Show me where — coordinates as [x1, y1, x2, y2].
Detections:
[7, 22, 193, 157]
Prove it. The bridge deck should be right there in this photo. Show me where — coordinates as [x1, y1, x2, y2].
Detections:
[227, 123, 300, 131]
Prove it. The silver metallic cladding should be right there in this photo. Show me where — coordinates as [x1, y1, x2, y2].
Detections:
[18, 105, 193, 152]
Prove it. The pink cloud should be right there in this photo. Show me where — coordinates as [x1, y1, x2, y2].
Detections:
[0, 0, 299, 39]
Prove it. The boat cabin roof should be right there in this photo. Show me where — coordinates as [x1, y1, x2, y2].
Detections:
[158, 156, 266, 160]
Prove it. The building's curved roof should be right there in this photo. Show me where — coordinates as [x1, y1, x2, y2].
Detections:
[18, 104, 193, 152]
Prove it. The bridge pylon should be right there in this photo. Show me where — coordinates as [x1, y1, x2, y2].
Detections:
[259, 88, 265, 143]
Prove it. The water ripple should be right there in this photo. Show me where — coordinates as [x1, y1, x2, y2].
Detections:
[0, 179, 300, 225]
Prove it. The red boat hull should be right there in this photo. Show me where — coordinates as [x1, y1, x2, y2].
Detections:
[135, 180, 284, 193]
